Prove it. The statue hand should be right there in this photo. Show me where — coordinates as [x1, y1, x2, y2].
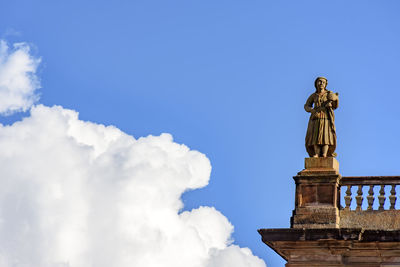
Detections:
[310, 109, 319, 119]
[313, 107, 323, 113]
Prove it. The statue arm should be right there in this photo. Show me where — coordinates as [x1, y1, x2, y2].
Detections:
[332, 93, 339, 110]
[304, 95, 315, 113]
[326, 91, 339, 110]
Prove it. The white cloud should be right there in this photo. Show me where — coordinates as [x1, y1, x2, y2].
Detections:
[0, 105, 266, 267]
[0, 40, 41, 115]
[0, 41, 267, 267]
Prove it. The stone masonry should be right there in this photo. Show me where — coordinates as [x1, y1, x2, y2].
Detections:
[258, 158, 400, 266]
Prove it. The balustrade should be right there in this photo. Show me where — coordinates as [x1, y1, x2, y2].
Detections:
[340, 176, 400, 211]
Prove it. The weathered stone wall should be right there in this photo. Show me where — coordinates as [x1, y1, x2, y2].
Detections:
[340, 210, 400, 230]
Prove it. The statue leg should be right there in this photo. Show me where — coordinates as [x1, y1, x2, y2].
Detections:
[313, 145, 320, 157]
[321, 145, 329, 157]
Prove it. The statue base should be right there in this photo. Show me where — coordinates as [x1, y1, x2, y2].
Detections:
[291, 157, 341, 228]
[298, 157, 339, 176]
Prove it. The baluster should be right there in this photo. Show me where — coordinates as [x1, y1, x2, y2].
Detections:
[367, 185, 374, 211]
[344, 185, 352, 211]
[389, 185, 397, 210]
[378, 185, 386, 211]
[355, 185, 363, 211]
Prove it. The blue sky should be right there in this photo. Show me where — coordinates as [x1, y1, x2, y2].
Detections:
[1, 1, 400, 266]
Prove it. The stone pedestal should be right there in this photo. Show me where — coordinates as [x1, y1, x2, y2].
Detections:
[291, 157, 341, 228]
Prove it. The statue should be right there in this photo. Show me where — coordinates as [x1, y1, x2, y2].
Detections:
[304, 77, 339, 158]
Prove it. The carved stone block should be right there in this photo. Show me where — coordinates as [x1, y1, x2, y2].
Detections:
[298, 157, 339, 176]
[291, 157, 341, 228]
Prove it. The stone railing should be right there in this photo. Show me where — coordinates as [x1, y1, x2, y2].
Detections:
[339, 176, 400, 229]
[340, 176, 400, 211]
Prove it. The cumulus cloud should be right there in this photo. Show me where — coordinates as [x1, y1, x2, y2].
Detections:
[0, 42, 266, 267]
[0, 40, 40, 115]
[0, 105, 265, 267]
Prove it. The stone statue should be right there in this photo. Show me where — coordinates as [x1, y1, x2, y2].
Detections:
[304, 77, 339, 157]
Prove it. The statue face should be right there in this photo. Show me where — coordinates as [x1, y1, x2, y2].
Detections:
[316, 78, 327, 92]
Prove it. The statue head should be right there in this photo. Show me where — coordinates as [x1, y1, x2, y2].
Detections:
[314, 77, 328, 92]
